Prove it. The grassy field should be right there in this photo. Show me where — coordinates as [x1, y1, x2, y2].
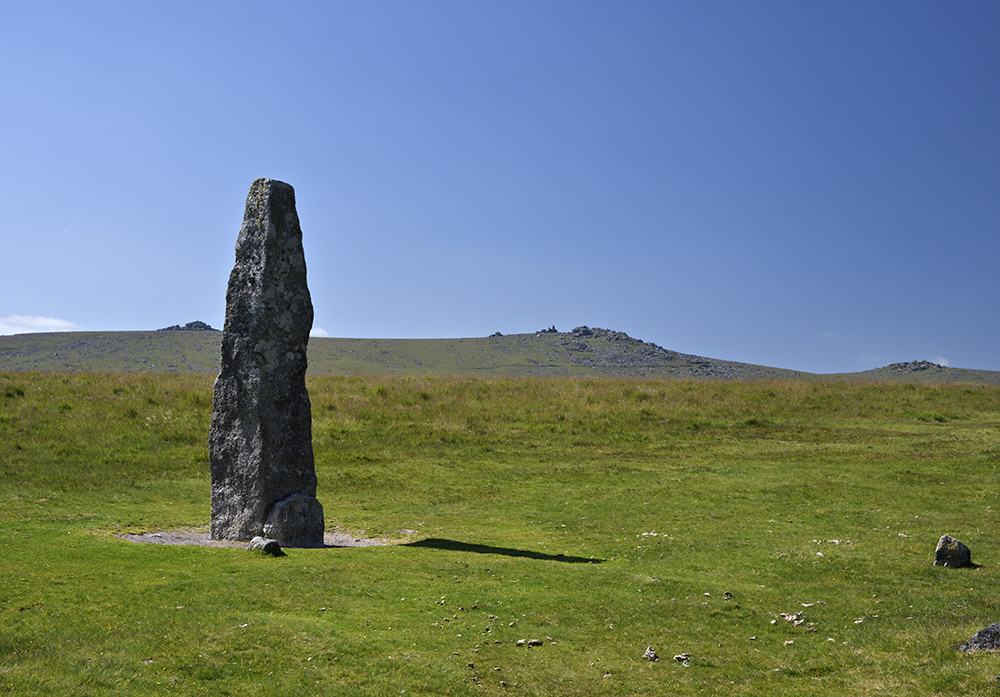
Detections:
[2, 372, 1000, 695]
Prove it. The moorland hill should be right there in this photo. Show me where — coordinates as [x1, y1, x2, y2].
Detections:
[1, 325, 997, 384]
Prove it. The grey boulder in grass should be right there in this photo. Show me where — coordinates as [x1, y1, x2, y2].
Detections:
[934, 534, 972, 568]
[248, 536, 284, 556]
[958, 623, 1000, 652]
[209, 178, 324, 546]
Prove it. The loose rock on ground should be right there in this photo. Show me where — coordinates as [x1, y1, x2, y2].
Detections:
[934, 534, 973, 568]
[958, 623, 1000, 652]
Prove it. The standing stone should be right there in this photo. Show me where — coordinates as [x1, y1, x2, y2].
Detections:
[209, 178, 324, 546]
[934, 534, 972, 568]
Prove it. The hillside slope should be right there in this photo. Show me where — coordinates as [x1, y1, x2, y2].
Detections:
[305, 327, 811, 380]
[1, 326, 998, 383]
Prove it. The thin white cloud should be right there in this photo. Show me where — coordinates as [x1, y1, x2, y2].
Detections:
[0, 315, 79, 335]
[931, 356, 951, 367]
[310, 327, 330, 338]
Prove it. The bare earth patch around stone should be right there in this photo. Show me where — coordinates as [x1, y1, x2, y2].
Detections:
[116, 527, 410, 548]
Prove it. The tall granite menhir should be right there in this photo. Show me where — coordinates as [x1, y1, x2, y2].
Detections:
[209, 178, 324, 546]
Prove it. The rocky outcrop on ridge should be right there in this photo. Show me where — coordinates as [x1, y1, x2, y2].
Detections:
[884, 360, 943, 373]
[159, 321, 217, 331]
[530, 326, 798, 380]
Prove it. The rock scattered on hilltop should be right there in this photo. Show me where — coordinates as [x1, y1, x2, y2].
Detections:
[517, 325, 795, 380]
[884, 360, 943, 373]
[158, 321, 217, 331]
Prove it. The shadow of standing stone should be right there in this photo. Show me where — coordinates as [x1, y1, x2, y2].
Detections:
[209, 178, 324, 546]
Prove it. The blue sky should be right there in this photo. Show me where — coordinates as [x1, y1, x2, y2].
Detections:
[3, 1, 998, 373]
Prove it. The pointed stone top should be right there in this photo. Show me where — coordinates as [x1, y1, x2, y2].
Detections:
[248, 176, 292, 192]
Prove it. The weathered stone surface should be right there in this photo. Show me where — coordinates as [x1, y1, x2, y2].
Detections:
[209, 178, 324, 545]
[958, 623, 1000, 652]
[934, 534, 972, 568]
[263, 493, 326, 546]
[248, 536, 283, 556]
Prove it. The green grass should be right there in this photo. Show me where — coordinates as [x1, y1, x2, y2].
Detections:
[2, 373, 1000, 694]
